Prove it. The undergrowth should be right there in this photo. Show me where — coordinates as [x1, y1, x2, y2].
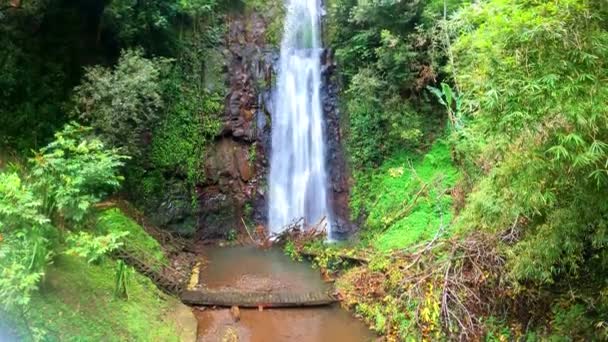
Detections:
[16, 255, 182, 341]
[351, 140, 459, 251]
[96, 208, 167, 269]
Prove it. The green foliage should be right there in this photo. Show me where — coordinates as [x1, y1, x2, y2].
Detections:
[351, 140, 459, 251]
[284, 240, 302, 261]
[30, 123, 127, 223]
[451, 0, 608, 286]
[243, 0, 285, 45]
[335, 255, 438, 340]
[427, 82, 463, 131]
[0, 261, 45, 313]
[0, 172, 51, 232]
[72, 50, 168, 157]
[482, 317, 514, 342]
[1, 0, 228, 226]
[327, 0, 426, 84]
[65, 231, 128, 264]
[226, 229, 237, 242]
[331, 0, 608, 339]
[327, 0, 463, 167]
[121, 28, 223, 209]
[355, 302, 388, 334]
[104, 0, 222, 55]
[0, 172, 52, 316]
[549, 303, 594, 340]
[248, 143, 257, 164]
[0, 0, 226, 154]
[345, 71, 424, 166]
[310, 248, 351, 272]
[0, 0, 230, 338]
[0, 0, 76, 151]
[0, 124, 125, 321]
[151, 88, 222, 186]
[96, 208, 167, 267]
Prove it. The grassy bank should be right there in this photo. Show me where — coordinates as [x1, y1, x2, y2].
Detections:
[296, 139, 527, 340]
[25, 255, 183, 341]
[292, 140, 462, 339]
[3, 208, 190, 341]
[351, 140, 459, 252]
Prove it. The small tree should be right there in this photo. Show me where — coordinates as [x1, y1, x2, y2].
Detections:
[29, 123, 127, 223]
[0, 123, 127, 338]
[72, 49, 168, 157]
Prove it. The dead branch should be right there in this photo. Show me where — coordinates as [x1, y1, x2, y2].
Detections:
[382, 182, 430, 230]
[241, 217, 261, 246]
[300, 250, 370, 264]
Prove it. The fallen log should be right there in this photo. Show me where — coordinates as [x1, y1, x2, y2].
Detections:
[181, 289, 338, 308]
[299, 250, 370, 264]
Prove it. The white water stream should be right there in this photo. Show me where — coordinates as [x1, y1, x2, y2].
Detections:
[268, 0, 332, 237]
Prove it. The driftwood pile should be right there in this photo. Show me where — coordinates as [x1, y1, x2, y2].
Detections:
[240, 216, 328, 248]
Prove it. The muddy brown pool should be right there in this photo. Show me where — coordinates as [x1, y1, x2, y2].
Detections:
[193, 246, 374, 341]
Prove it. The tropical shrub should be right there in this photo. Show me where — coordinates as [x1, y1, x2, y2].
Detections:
[0, 173, 52, 314]
[72, 49, 168, 157]
[30, 123, 127, 223]
[65, 231, 128, 264]
[0, 123, 126, 323]
[452, 0, 608, 285]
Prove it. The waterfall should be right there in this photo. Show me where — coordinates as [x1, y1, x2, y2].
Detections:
[268, 0, 332, 237]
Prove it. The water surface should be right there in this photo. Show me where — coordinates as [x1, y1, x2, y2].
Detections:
[194, 246, 374, 341]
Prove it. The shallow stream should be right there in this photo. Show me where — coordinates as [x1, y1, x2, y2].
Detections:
[193, 246, 374, 341]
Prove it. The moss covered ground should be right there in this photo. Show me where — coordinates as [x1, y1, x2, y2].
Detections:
[96, 208, 168, 268]
[4, 207, 188, 341]
[350, 140, 459, 251]
[23, 255, 183, 341]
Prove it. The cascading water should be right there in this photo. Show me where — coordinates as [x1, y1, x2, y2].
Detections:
[268, 0, 332, 237]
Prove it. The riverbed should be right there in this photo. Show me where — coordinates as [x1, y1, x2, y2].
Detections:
[192, 246, 374, 341]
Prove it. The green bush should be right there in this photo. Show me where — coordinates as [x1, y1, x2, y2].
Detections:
[65, 231, 128, 264]
[72, 49, 169, 157]
[0, 123, 125, 325]
[30, 123, 127, 223]
[327, 0, 459, 167]
[0, 173, 50, 314]
[452, 0, 608, 285]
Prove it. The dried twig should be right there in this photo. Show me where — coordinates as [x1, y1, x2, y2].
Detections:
[240, 217, 260, 246]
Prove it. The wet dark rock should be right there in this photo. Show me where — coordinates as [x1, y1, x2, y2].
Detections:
[330, 217, 356, 240]
[197, 186, 239, 239]
[196, 12, 275, 239]
[152, 186, 196, 237]
[321, 48, 354, 235]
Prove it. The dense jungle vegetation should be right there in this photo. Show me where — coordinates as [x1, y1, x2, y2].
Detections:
[316, 0, 608, 340]
[0, 0, 230, 339]
[1, 0, 608, 340]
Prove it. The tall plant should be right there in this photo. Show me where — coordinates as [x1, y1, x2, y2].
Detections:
[452, 0, 608, 288]
[72, 49, 168, 157]
[0, 123, 127, 334]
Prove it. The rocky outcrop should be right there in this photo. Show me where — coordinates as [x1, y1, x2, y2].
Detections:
[196, 13, 276, 239]
[321, 48, 354, 237]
